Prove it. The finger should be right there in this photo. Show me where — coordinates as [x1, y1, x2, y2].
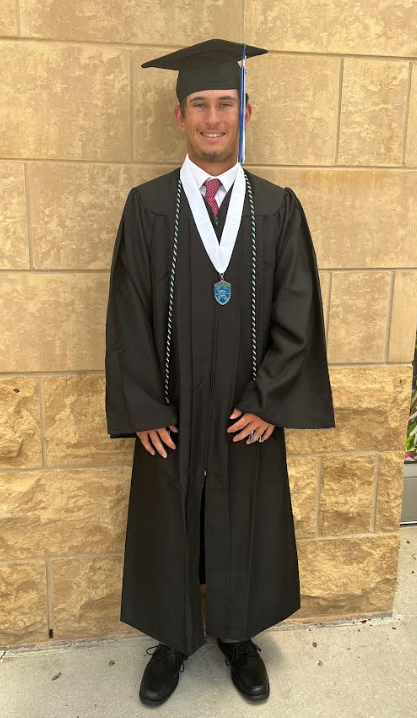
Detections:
[169, 424, 179, 432]
[252, 426, 275, 444]
[157, 427, 176, 450]
[229, 408, 243, 419]
[227, 416, 251, 433]
[262, 427, 274, 441]
[139, 433, 156, 456]
[149, 431, 168, 458]
[246, 426, 267, 444]
[232, 423, 258, 442]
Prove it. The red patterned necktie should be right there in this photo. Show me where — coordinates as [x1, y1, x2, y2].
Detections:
[203, 178, 222, 216]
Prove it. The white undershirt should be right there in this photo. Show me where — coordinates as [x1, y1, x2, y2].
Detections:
[183, 152, 239, 208]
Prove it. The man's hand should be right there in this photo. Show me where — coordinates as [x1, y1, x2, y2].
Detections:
[227, 408, 274, 444]
[137, 424, 178, 458]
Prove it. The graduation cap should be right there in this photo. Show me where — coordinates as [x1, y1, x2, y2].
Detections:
[141, 39, 268, 164]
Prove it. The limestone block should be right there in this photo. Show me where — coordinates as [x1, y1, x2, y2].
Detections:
[51, 555, 135, 640]
[28, 162, 174, 270]
[43, 374, 133, 466]
[0, 377, 42, 469]
[245, 0, 417, 57]
[327, 271, 391, 363]
[19, 0, 242, 45]
[0, 0, 18, 35]
[319, 455, 375, 536]
[132, 47, 186, 163]
[297, 532, 400, 617]
[286, 365, 412, 455]
[375, 452, 405, 532]
[0, 562, 48, 646]
[405, 63, 417, 166]
[0, 163, 29, 269]
[338, 59, 409, 166]
[0, 42, 130, 160]
[250, 167, 417, 270]
[245, 54, 340, 165]
[287, 456, 318, 539]
[0, 466, 130, 559]
[0, 273, 108, 371]
[389, 271, 417, 363]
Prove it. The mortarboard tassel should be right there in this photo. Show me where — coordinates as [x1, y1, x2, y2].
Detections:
[238, 43, 247, 165]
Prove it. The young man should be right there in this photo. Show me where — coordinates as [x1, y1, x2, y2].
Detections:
[105, 38, 335, 707]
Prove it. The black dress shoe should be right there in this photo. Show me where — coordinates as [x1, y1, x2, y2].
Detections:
[139, 643, 188, 706]
[217, 638, 270, 701]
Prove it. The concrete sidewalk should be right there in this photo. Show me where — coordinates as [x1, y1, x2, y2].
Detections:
[1, 526, 416, 718]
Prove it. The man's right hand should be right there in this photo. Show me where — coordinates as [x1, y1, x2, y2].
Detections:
[136, 424, 178, 458]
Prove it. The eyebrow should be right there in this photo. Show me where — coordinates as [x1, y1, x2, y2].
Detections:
[189, 95, 237, 102]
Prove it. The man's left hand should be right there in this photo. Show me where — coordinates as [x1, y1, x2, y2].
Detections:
[227, 408, 275, 444]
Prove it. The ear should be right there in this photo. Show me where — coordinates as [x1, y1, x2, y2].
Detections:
[174, 104, 185, 131]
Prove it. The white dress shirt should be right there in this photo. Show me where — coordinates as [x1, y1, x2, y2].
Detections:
[183, 152, 239, 208]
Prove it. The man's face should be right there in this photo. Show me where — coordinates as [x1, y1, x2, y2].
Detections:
[174, 89, 251, 164]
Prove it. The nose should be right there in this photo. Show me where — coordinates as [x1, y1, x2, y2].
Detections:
[205, 104, 221, 126]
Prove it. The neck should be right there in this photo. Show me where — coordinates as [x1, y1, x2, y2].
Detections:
[187, 149, 238, 176]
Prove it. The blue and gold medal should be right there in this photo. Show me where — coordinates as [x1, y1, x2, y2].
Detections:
[214, 275, 232, 305]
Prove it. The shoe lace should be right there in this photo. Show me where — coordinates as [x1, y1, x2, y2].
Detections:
[224, 639, 262, 666]
[145, 643, 187, 673]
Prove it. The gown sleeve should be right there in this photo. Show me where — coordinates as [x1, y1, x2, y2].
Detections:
[105, 187, 178, 438]
[235, 186, 336, 429]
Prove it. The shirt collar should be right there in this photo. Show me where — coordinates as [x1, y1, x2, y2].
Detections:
[183, 152, 239, 193]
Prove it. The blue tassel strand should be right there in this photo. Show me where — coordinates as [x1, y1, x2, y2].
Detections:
[238, 43, 247, 165]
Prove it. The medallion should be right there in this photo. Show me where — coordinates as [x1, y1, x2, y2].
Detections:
[214, 278, 232, 305]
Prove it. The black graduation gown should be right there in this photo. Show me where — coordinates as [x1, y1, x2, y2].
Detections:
[105, 167, 336, 657]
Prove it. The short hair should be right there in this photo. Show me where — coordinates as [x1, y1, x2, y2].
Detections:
[179, 92, 249, 118]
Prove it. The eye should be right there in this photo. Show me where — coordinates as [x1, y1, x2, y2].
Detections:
[192, 103, 233, 108]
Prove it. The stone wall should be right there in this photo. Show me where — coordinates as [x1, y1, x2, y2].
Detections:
[1, 1, 416, 646]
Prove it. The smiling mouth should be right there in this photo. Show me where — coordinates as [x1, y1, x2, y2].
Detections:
[200, 132, 226, 139]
